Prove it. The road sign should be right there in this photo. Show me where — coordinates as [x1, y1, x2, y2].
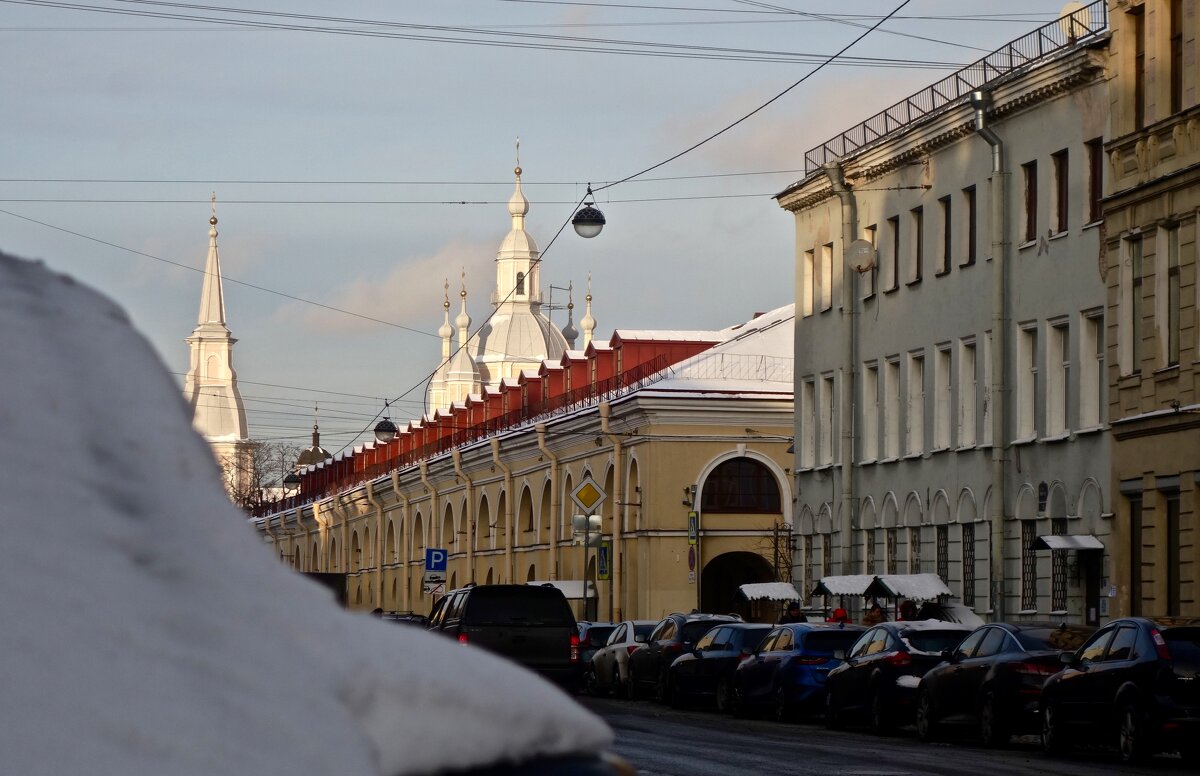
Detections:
[597, 540, 611, 580]
[423, 579, 445, 596]
[687, 545, 696, 571]
[570, 475, 607, 514]
[425, 548, 448, 572]
[571, 514, 603, 545]
[687, 511, 698, 545]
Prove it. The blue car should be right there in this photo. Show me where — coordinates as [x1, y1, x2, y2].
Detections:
[731, 622, 865, 721]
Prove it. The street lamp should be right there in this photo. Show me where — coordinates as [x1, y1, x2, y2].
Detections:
[572, 185, 605, 239]
[282, 471, 301, 495]
[374, 401, 397, 444]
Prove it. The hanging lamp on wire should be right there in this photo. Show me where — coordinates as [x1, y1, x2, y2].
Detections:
[374, 401, 398, 444]
[572, 184, 605, 239]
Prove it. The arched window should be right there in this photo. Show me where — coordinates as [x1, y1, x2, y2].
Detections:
[700, 457, 781, 513]
[516, 272, 526, 295]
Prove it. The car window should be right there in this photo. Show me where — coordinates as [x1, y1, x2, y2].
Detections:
[1105, 625, 1138, 662]
[463, 589, 573, 625]
[696, 628, 722, 651]
[806, 630, 860, 654]
[607, 624, 625, 646]
[739, 627, 772, 651]
[955, 629, 988, 659]
[865, 631, 888, 656]
[905, 630, 967, 654]
[427, 596, 448, 628]
[849, 629, 876, 658]
[1079, 628, 1116, 664]
[446, 591, 468, 621]
[1017, 626, 1094, 652]
[975, 627, 1010, 658]
[633, 623, 655, 640]
[775, 629, 794, 651]
[682, 621, 719, 644]
[758, 631, 781, 652]
[585, 626, 615, 647]
[655, 620, 676, 642]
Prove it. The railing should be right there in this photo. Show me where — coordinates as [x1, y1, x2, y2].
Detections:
[674, 352, 793, 383]
[253, 354, 673, 517]
[802, 0, 1108, 176]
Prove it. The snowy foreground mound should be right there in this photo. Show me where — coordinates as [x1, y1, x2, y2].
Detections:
[0, 252, 611, 776]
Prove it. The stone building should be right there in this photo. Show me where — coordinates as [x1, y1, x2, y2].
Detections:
[1104, 0, 1200, 618]
[776, 4, 1114, 624]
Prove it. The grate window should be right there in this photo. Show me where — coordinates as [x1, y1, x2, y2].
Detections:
[886, 528, 897, 574]
[909, 527, 922, 573]
[936, 525, 949, 582]
[1021, 521, 1038, 611]
[962, 523, 975, 607]
[1051, 518, 1068, 611]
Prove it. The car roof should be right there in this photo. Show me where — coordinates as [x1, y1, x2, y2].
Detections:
[1109, 616, 1200, 629]
[781, 622, 866, 632]
[878, 620, 973, 632]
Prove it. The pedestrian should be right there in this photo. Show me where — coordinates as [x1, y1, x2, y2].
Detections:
[862, 601, 885, 625]
[826, 607, 852, 624]
[778, 600, 805, 624]
[898, 600, 918, 621]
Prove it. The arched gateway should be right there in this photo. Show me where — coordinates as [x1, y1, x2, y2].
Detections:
[700, 551, 776, 622]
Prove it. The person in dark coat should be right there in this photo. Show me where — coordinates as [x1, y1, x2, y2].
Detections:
[778, 600, 805, 624]
[862, 601, 886, 625]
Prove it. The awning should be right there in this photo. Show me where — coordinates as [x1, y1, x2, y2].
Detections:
[1032, 534, 1104, 551]
[739, 582, 801, 602]
[811, 574, 876, 597]
[864, 574, 953, 601]
[527, 580, 597, 599]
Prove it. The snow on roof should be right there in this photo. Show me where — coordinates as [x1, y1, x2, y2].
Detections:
[613, 329, 727, 342]
[811, 574, 877, 596]
[0, 252, 610, 776]
[655, 304, 795, 390]
[739, 582, 801, 602]
[867, 574, 953, 601]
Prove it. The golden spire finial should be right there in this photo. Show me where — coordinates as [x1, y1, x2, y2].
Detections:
[515, 136, 521, 177]
[460, 268, 467, 299]
[209, 192, 217, 226]
[586, 272, 592, 302]
[443, 278, 450, 310]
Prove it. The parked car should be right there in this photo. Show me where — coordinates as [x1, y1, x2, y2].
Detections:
[588, 620, 658, 697]
[426, 583, 581, 691]
[825, 620, 971, 734]
[915, 621, 1094, 746]
[627, 612, 743, 701]
[667, 623, 773, 710]
[1040, 616, 1200, 764]
[731, 622, 865, 721]
[578, 621, 618, 667]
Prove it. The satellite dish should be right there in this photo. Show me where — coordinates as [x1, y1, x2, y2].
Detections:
[1058, 2, 1087, 41]
[845, 239, 877, 274]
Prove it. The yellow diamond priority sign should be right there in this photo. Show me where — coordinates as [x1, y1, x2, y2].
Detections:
[570, 475, 607, 514]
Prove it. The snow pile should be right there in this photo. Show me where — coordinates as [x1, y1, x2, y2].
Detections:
[0, 252, 610, 776]
[738, 582, 801, 602]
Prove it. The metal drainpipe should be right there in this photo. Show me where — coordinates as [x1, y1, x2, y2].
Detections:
[971, 89, 1009, 623]
[391, 472, 412, 612]
[365, 481, 384, 609]
[452, 448, 476, 585]
[599, 402, 624, 623]
[419, 461, 439, 584]
[823, 161, 858, 578]
[536, 424, 561, 581]
[490, 438, 514, 583]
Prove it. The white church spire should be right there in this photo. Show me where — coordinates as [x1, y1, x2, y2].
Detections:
[197, 193, 227, 326]
[580, 273, 596, 349]
[561, 282, 578, 349]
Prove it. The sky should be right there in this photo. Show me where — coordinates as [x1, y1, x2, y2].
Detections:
[1, 0, 1086, 454]
[0, 248, 614, 774]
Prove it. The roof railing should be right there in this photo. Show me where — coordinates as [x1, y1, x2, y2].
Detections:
[801, 0, 1107, 177]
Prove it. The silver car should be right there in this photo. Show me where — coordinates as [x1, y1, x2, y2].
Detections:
[587, 620, 658, 697]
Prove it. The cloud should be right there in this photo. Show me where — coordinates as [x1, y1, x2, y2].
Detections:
[273, 238, 496, 335]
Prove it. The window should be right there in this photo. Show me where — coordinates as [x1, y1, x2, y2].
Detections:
[936, 525, 949, 582]
[1171, 0, 1184, 113]
[1051, 517, 1068, 611]
[886, 216, 900, 291]
[804, 534, 815, 599]
[958, 338, 977, 447]
[1022, 160, 1038, 243]
[1086, 138, 1103, 224]
[1017, 325, 1037, 440]
[910, 206, 924, 283]
[886, 528, 897, 574]
[700, 457, 782, 512]
[938, 196, 952, 274]
[1047, 321, 1069, 436]
[1080, 629, 1116, 664]
[906, 352, 925, 456]
[1052, 149, 1068, 234]
[1021, 520, 1037, 611]
[865, 529, 877, 574]
[934, 346, 951, 449]
[982, 332, 993, 445]
[1106, 626, 1138, 662]
[963, 186, 977, 265]
[1079, 311, 1104, 428]
[822, 533, 832, 582]
[802, 249, 815, 317]
[800, 379, 815, 468]
[819, 373, 835, 465]
[909, 526, 922, 573]
[1132, 6, 1145, 129]
[961, 522, 976, 607]
[1122, 235, 1144, 375]
[884, 358, 901, 459]
[516, 272, 526, 295]
[820, 242, 834, 312]
[1129, 493, 1143, 616]
[862, 362, 879, 462]
[863, 224, 877, 298]
[1161, 225, 1180, 367]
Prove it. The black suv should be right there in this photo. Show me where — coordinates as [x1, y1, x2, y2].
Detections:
[1040, 616, 1200, 763]
[626, 611, 743, 701]
[427, 584, 581, 691]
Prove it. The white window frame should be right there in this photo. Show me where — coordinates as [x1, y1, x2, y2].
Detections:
[906, 350, 925, 457]
[1017, 324, 1038, 441]
[1079, 310, 1104, 429]
[862, 362, 879, 462]
[802, 249, 815, 317]
[800, 378, 816, 468]
[958, 338, 977, 448]
[933, 345, 952, 450]
[1046, 318, 1069, 437]
[884, 358, 901, 459]
[820, 242, 834, 312]
[819, 373, 835, 465]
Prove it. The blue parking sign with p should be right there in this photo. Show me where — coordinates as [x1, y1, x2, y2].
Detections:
[425, 548, 448, 572]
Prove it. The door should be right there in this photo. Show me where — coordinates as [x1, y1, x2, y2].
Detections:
[1056, 626, 1116, 724]
[738, 629, 782, 701]
[938, 627, 988, 718]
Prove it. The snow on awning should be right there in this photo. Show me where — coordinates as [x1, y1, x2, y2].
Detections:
[527, 580, 597, 599]
[811, 574, 876, 597]
[865, 574, 953, 602]
[739, 582, 801, 602]
[1032, 534, 1105, 551]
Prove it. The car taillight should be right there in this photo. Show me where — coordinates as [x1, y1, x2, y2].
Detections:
[793, 656, 826, 665]
[885, 652, 912, 667]
[458, 632, 469, 645]
[626, 645, 641, 657]
[1150, 628, 1172, 661]
[1013, 661, 1057, 687]
[570, 633, 581, 663]
[663, 643, 683, 657]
